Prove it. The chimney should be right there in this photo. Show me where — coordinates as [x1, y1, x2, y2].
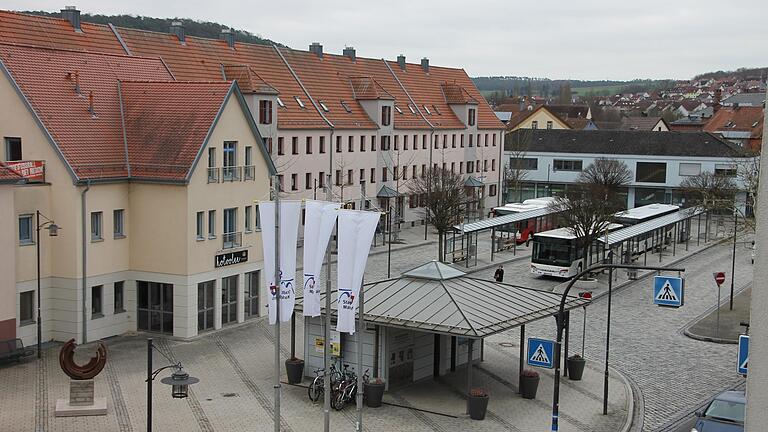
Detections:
[343, 46, 356, 62]
[309, 42, 323, 58]
[60, 6, 81, 32]
[170, 21, 185, 43]
[713, 88, 721, 113]
[220, 29, 235, 48]
[397, 54, 406, 70]
[421, 57, 429, 73]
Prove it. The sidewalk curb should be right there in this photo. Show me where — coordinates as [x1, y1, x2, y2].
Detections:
[682, 329, 739, 344]
[610, 364, 643, 432]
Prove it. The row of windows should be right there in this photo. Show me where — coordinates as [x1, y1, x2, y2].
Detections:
[530, 120, 555, 129]
[18, 281, 124, 325]
[18, 209, 124, 245]
[197, 272, 260, 331]
[195, 205, 261, 241]
[512, 158, 738, 182]
[265, 132, 500, 156]
[276, 159, 496, 191]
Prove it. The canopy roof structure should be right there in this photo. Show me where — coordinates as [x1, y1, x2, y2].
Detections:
[296, 261, 589, 338]
[377, 185, 399, 198]
[598, 207, 704, 247]
[453, 206, 560, 234]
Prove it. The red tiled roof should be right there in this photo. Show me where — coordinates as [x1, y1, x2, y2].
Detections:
[0, 10, 126, 55]
[349, 76, 394, 101]
[386, 62, 465, 130]
[0, 43, 173, 180]
[441, 82, 478, 105]
[120, 81, 233, 180]
[222, 64, 278, 95]
[704, 106, 763, 149]
[277, 48, 377, 130]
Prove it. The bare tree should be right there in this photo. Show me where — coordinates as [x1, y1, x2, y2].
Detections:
[735, 152, 760, 217]
[408, 167, 466, 260]
[504, 129, 532, 202]
[548, 158, 632, 269]
[679, 171, 737, 212]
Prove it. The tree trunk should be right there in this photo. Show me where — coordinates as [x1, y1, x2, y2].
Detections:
[438, 231, 444, 261]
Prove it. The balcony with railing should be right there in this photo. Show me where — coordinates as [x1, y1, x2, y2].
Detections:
[243, 165, 255, 180]
[207, 166, 258, 183]
[222, 165, 242, 182]
[222, 231, 242, 249]
[207, 167, 219, 183]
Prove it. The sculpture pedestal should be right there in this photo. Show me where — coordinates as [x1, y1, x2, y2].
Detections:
[54, 379, 107, 417]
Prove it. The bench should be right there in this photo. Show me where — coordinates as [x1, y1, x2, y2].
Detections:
[451, 249, 467, 262]
[0, 338, 35, 363]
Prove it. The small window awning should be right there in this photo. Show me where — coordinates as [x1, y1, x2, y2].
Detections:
[295, 260, 589, 338]
[377, 185, 399, 198]
[464, 176, 484, 187]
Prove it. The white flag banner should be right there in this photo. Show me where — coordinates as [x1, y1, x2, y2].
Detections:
[336, 210, 381, 334]
[259, 201, 302, 324]
[302, 200, 341, 317]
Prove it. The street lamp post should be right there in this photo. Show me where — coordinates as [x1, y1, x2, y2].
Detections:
[146, 337, 199, 432]
[35, 210, 59, 359]
[730, 207, 737, 310]
[550, 263, 685, 432]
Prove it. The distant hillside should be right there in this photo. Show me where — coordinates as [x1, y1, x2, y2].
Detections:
[471, 76, 674, 99]
[694, 67, 768, 81]
[21, 10, 284, 47]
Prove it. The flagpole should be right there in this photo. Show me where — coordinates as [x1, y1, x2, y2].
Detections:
[273, 176, 282, 432]
[323, 175, 332, 432]
[356, 180, 366, 432]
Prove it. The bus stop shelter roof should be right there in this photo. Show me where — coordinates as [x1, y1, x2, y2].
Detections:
[598, 207, 704, 247]
[295, 260, 589, 338]
[453, 206, 559, 234]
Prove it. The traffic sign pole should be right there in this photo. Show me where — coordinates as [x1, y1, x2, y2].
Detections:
[714, 272, 726, 339]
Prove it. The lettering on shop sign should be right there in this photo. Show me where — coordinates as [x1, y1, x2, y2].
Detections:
[215, 250, 248, 268]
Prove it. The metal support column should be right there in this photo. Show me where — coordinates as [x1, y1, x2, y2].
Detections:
[272, 177, 282, 432]
[519, 324, 525, 393]
[466, 339, 474, 414]
[603, 267, 613, 415]
[323, 175, 332, 432]
[563, 311, 570, 377]
[491, 228, 495, 262]
[356, 182, 366, 432]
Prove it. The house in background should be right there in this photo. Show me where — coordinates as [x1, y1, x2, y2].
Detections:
[506, 105, 572, 131]
[619, 117, 670, 131]
[704, 106, 764, 150]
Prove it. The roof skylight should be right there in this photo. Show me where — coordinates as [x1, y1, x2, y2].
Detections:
[432, 105, 441, 115]
[423, 105, 432, 115]
[295, 96, 306, 109]
[319, 100, 329, 112]
[394, 105, 403, 114]
[408, 104, 416, 114]
[340, 100, 352, 113]
[276, 97, 286, 108]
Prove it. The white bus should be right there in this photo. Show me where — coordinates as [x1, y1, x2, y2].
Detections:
[530, 223, 624, 278]
[613, 204, 679, 226]
[492, 197, 556, 216]
[530, 203, 681, 278]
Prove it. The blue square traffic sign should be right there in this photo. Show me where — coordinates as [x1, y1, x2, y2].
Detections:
[527, 338, 555, 369]
[738, 335, 749, 375]
[653, 276, 684, 307]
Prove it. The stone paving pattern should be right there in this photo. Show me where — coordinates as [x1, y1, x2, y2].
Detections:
[0, 218, 751, 431]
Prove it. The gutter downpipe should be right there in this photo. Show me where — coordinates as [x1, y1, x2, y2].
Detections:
[80, 180, 90, 344]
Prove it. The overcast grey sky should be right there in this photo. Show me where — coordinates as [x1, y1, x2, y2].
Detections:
[6, 0, 767, 80]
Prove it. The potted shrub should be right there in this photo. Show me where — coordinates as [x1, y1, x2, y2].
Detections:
[364, 377, 386, 408]
[468, 387, 489, 420]
[285, 357, 305, 384]
[520, 369, 540, 399]
[567, 354, 586, 381]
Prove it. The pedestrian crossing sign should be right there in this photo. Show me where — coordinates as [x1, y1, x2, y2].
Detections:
[527, 338, 555, 369]
[653, 276, 684, 307]
[738, 335, 749, 375]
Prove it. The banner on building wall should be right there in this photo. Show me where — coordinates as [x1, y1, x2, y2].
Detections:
[302, 200, 341, 317]
[336, 210, 381, 334]
[259, 201, 302, 324]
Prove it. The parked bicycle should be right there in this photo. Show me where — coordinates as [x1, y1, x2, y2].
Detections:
[308, 363, 342, 403]
[332, 367, 369, 411]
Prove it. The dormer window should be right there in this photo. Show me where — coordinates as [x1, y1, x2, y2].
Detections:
[319, 100, 330, 112]
[295, 96, 306, 109]
[394, 105, 403, 115]
[276, 97, 286, 108]
[423, 105, 432, 115]
[408, 104, 416, 114]
[432, 105, 441, 115]
[340, 100, 352, 113]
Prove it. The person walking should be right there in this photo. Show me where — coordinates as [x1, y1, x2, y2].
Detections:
[494, 265, 504, 282]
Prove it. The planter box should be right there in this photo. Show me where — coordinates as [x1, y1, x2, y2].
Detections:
[567, 357, 586, 381]
[468, 395, 489, 420]
[520, 375, 539, 399]
[574, 278, 598, 290]
[285, 359, 305, 384]
[364, 382, 385, 408]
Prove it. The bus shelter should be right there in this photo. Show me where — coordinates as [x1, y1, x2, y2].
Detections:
[449, 206, 561, 267]
[297, 261, 589, 415]
[597, 207, 706, 269]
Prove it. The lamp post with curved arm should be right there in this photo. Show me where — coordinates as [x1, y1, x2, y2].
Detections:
[36, 210, 59, 359]
[146, 338, 199, 432]
[550, 263, 684, 432]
